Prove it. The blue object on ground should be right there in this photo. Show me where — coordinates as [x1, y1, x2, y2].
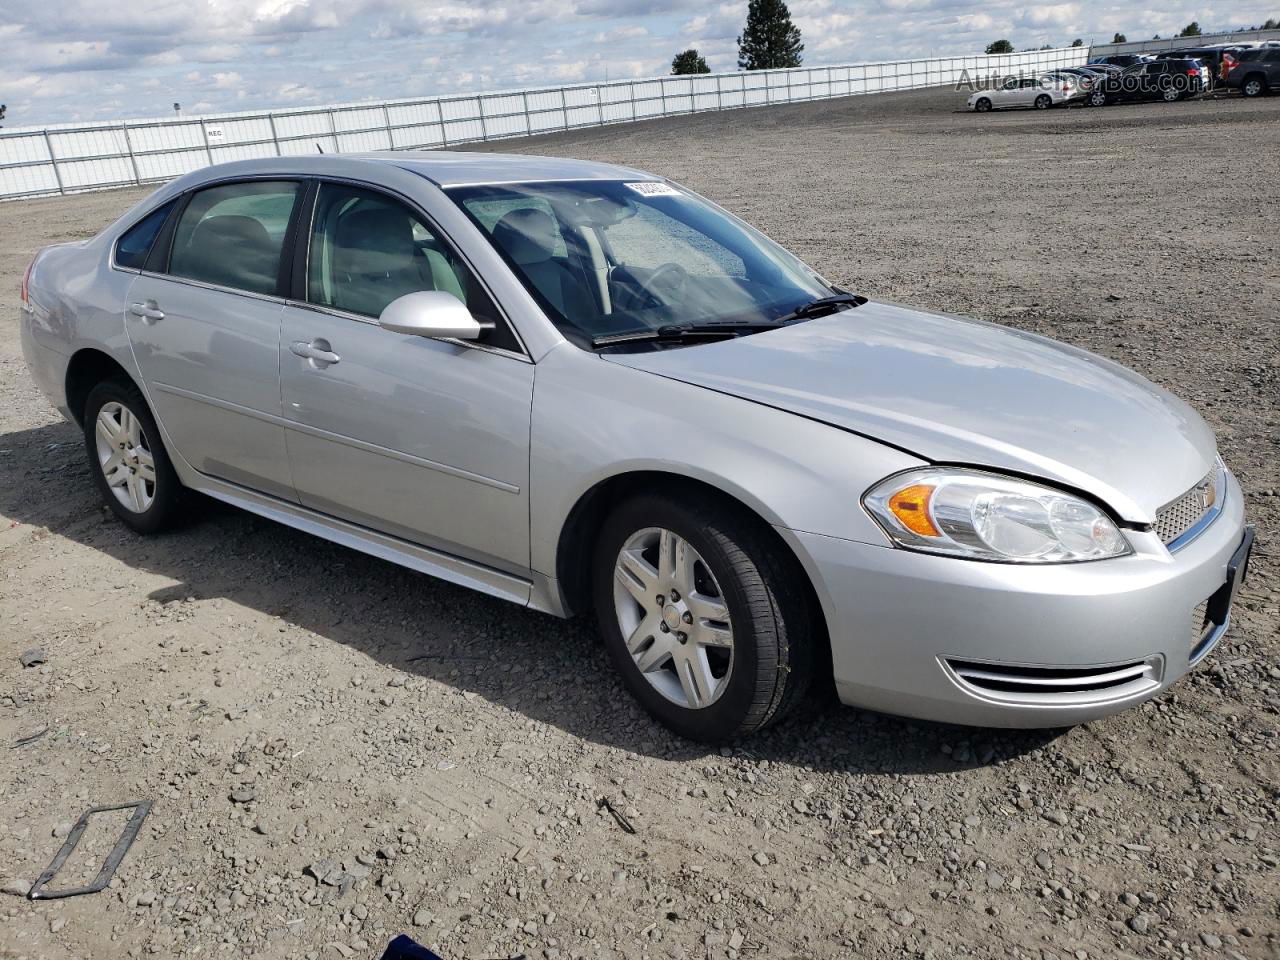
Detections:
[378, 934, 446, 960]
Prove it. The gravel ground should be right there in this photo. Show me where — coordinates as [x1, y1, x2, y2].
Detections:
[1, 86, 1277, 960]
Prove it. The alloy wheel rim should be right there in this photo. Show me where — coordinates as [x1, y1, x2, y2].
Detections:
[1246, 80, 1261, 95]
[95, 401, 156, 513]
[613, 527, 734, 709]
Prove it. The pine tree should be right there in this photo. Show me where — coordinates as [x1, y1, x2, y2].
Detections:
[671, 49, 711, 75]
[737, 0, 804, 70]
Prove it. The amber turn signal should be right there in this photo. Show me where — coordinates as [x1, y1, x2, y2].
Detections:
[887, 483, 941, 537]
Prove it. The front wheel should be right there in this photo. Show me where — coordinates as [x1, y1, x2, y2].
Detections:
[1034, 94, 1052, 110]
[593, 493, 817, 742]
[1162, 86, 1181, 102]
[974, 97, 992, 113]
[83, 378, 184, 534]
[1089, 90, 1108, 107]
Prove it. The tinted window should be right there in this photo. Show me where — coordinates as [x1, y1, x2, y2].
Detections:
[169, 181, 300, 296]
[306, 183, 511, 346]
[115, 202, 172, 270]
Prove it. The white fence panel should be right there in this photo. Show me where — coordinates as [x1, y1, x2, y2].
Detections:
[0, 44, 1099, 200]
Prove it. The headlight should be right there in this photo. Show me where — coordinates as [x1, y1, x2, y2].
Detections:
[864, 468, 1131, 563]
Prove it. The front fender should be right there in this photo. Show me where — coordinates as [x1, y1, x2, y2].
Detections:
[528, 343, 924, 580]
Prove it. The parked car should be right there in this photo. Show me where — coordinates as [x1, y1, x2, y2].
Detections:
[1089, 54, 1153, 68]
[1223, 46, 1280, 96]
[1087, 59, 1206, 105]
[20, 154, 1252, 741]
[968, 75, 1074, 111]
[1155, 49, 1225, 89]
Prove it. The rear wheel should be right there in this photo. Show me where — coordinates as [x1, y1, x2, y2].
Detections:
[974, 97, 992, 113]
[1162, 85, 1181, 102]
[1089, 89, 1108, 107]
[1034, 94, 1052, 110]
[593, 493, 817, 742]
[1241, 75, 1266, 97]
[83, 379, 184, 534]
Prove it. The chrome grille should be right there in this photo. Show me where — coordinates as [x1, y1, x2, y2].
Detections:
[1155, 471, 1216, 545]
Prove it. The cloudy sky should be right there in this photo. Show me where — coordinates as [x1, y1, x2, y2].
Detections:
[3, 1, 1276, 125]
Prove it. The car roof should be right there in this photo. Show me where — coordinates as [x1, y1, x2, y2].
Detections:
[358, 151, 656, 187]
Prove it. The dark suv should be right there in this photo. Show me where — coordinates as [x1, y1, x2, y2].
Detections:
[1155, 48, 1232, 88]
[1087, 59, 1205, 106]
[1224, 47, 1280, 97]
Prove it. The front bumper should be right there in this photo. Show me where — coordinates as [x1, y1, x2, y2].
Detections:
[791, 469, 1248, 728]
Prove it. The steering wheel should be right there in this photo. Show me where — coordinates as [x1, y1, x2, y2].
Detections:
[634, 262, 688, 304]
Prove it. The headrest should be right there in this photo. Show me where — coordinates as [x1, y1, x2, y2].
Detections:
[492, 207, 561, 266]
[334, 206, 416, 275]
[188, 214, 272, 254]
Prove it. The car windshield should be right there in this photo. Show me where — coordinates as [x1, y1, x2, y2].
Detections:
[448, 180, 834, 347]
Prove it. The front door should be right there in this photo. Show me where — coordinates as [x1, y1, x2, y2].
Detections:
[127, 179, 302, 499]
[279, 181, 534, 572]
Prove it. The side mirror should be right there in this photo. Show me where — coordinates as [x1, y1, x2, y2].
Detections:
[378, 291, 486, 341]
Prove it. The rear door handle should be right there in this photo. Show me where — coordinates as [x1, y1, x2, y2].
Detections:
[129, 302, 165, 322]
[290, 340, 341, 366]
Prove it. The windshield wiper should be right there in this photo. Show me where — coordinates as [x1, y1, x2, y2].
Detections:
[772, 292, 864, 325]
[592, 321, 784, 348]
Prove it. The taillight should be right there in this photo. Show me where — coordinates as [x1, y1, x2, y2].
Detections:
[20, 253, 35, 306]
[1187, 68, 1199, 76]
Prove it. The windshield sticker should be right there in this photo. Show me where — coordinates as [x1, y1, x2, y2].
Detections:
[625, 181, 681, 197]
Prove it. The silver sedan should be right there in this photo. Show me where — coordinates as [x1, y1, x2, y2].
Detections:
[20, 153, 1252, 741]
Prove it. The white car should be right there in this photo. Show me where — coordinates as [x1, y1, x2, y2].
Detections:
[969, 75, 1074, 112]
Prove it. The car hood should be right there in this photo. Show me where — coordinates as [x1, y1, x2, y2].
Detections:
[604, 301, 1218, 523]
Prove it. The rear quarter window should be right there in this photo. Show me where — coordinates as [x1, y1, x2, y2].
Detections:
[114, 202, 173, 270]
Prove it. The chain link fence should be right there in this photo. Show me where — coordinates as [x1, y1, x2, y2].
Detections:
[0, 47, 1091, 201]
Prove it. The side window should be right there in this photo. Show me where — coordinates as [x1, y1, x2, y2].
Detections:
[115, 202, 173, 270]
[306, 183, 514, 348]
[168, 181, 301, 296]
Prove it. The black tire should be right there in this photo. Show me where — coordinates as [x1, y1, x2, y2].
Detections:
[1241, 74, 1266, 98]
[1089, 89, 1108, 107]
[974, 97, 992, 113]
[592, 492, 817, 743]
[82, 378, 184, 534]
[1034, 94, 1052, 110]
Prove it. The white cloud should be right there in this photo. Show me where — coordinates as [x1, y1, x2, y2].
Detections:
[1, 0, 1277, 124]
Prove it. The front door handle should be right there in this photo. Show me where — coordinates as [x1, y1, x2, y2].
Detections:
[290, 339, 341, 366]
[129, 302, 165, 323]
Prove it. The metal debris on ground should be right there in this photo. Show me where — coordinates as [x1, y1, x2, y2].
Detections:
[597, 796, 637, 834]
[11, 727, 49, 748]
[18, 648, 47, 668]
[27, 800, 153, 900]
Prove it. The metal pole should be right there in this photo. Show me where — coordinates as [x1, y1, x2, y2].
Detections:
[199, 119, 214, 166]
[380, 105, 393, 150]
[716, 74, 723, 111]
[120, 124, 142, 184]
[521, 91, 532, 135]
[42, 130, 66, 195]
[477, 96, 488, 140]
[560, 87, 570, 130]
[267, 114, 281, 156]
[629, 81, 637, 121]
[326, 108, 337, 153]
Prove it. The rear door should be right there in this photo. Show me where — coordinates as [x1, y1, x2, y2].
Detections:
[127, 179, 303, 500]
[279, 180, 534, 573]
